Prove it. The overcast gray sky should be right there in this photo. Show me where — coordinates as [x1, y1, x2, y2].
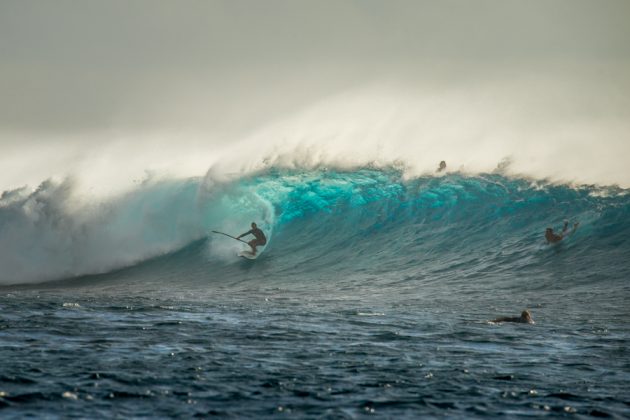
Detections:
[1, 0, 629, 135]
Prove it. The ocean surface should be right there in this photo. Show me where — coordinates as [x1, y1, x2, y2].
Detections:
[1, 169, 629, 418]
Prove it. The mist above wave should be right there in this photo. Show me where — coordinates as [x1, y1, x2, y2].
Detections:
[2, 76, 629, 200]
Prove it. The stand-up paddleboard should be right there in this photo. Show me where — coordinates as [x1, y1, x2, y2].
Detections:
[211, 231, 260, 260]
[237, 250, 258, 260]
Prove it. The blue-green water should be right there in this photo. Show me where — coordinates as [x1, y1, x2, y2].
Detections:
[1, 170, 629, 418]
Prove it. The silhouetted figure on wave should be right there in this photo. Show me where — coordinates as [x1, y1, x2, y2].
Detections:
[237, 222, 267, 255]
[545, 220, 579, 244]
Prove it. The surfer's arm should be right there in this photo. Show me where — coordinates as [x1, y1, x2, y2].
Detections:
[237, 229, 252, 239]
[561, 222, 580, 239]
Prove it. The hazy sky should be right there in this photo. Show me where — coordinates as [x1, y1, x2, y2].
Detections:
[1, 0, 629, 189]
[2, 0, 629, 132]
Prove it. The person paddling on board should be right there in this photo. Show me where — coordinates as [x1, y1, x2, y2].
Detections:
[237, 222, 267, 255]
[545, 220, 579, 244]
[491, 310, 534, 324]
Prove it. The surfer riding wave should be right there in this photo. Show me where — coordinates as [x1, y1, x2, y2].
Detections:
[545, 220, 579, 244]
[237, 222, 267, 255]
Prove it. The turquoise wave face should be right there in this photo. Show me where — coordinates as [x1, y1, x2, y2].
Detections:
[1, 168, 629, 286]
[207, 169, 629, 291]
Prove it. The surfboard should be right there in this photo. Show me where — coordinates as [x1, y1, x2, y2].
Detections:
[238, 250, 258, 260]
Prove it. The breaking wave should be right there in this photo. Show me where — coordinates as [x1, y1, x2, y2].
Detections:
[1, 167, 629, 286]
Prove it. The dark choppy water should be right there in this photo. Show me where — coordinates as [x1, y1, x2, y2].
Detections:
[1, 170, 629, 418]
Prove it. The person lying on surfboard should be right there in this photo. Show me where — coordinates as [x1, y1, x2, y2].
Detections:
[237, 222, 267, 255]
[545, 220, 579, 244]
[491, 310, 534, 324]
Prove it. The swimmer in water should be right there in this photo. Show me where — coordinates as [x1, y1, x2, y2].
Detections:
[492, 310, 534, 324]
[437, 160, 447, 173]
[237, 222, 267, 255]
[545, 220, 579, 244]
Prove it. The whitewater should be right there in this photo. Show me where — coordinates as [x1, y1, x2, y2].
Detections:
[1, 165, 629, 417]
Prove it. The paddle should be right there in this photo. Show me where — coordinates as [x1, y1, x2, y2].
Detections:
[211, 230, 250, 245]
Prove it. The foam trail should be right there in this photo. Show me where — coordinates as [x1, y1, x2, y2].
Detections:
[0, 178, 204, 284]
